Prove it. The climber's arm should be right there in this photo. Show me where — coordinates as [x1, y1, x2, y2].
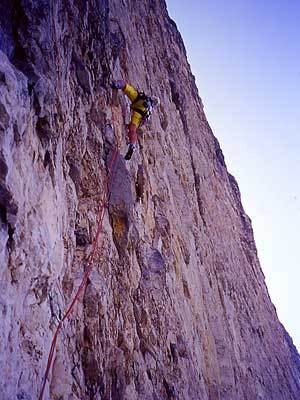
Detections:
[123, 83, 138, 102]
[111, 79, 138, 102]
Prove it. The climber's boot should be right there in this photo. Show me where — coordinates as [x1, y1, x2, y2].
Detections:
[124, 143, 136, 160]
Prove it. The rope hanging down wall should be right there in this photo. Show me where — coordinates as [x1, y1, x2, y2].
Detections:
[39, 143, 120, 400]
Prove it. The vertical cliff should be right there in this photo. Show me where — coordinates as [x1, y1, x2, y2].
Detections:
[0, 1, 300, 399]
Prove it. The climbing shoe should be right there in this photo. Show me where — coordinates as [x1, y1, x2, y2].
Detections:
[124, 143, 136, 160]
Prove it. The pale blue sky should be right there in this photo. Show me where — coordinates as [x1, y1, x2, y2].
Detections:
[167, 0, 300, 351]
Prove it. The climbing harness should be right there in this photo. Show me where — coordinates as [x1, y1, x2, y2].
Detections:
[131, 91, 154, 122]
[38, 144, 120, 400]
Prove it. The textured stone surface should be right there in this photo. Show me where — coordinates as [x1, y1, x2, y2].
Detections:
[0, 0, 300, 399]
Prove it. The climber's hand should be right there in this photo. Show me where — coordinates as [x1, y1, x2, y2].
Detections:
[111, 80, 125, 90]
[111, 81, 118, 89]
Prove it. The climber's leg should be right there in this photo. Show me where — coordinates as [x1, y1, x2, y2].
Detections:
[124, 112, 143, 160]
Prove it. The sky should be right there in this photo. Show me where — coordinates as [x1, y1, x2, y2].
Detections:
[167, 0, 300, 351]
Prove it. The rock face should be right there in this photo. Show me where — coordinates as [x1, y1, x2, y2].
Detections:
[0, 1, 299, 399]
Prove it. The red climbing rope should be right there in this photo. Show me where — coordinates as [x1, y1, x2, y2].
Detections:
[39, 145, 119, 400]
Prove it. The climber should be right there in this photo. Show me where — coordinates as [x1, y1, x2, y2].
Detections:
[111, 79, 160, 160]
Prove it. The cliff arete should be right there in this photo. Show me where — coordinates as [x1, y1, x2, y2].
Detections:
[0, 1, 300, 399]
